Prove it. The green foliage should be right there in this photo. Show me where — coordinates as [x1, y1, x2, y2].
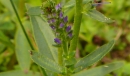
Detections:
[27, 6, 42, 15]
[74, 40, 115, 72]
[0, 21, 15, 30]
[0, 0, 129, 76]
[31, 51, 63, 73]
[114, 62, 130, 76]
[83, 9, 114, 23]
[15, 28, 31, 71]
[29, 15, 58, 62]
[0, 70, 40, 76]
[0, 31, 14, 50]
[122, 62, 130, 75]
[26, 3, 58, 63]
[0, 0, 14, 13]
[26, 1, 121, 76]
[0, 42, 5, 53]
[72, 61, 124, 76]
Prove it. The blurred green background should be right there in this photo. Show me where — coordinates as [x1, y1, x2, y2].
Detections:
[0, 0, 130, 76]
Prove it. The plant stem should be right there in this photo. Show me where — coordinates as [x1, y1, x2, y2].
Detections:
[69, 0, 83, 52]
[62, 32, 68, 55]
[10, 0, 34, 50]
[58, 47, 63, 66]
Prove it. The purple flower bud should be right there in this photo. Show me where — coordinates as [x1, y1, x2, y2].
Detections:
[51, 19, 56, 23]
[54, 38, 61, 44]
[68, 32, 73, 38]
[66, 25, 71, 32]
[63, 16, 68, 23]
[53, 13, 57, 17]
[55, 3, 61, 10]
[50, 25, 55, 29]
[48, 19, 56, 24]
[59, 23, 64, 28]
[59, 12, 63, 18]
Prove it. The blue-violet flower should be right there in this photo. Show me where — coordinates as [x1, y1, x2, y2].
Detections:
[54, 38, 61, 44]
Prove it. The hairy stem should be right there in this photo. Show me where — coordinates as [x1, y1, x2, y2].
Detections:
[69, 0, 83, 52]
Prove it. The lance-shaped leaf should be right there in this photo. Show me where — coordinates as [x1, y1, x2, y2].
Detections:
[0, 70, 40, 76]
[29, 15, 58, 62]
[72, 61, 124, 76]
[31, 51, 63, 73]
[82, 9, 114, 23]
[26, 3, 58, 63]
[74, 40, 115, 72]
[15, 28, 31, 71]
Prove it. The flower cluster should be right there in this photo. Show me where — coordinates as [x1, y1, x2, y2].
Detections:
[41, 2, 73, 46]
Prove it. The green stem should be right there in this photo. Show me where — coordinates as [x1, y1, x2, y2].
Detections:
[58, 47, 63, 66]
[62, 33, 68, 55]
[10, 0, 34, 50]
[69, 0, 83, 52]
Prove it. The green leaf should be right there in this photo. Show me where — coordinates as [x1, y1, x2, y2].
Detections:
[46, 72, 56, 76]
[64, 0, 94, 8]
[83, 9, 114, 23]
[15, 28, 31, 71]
[65, 51, 77, 66]
[45, 69, 58, 76]
[31, 51, 63, 73]
[0, 70, 40, 76]
[72, 61, 124, 76]
[29, 15, 58, 63]
[0, 21, 15, 30]
[0, 31, 14, 50]
[0, 42, 6, 53]
[26, 3, 58, 62]
[0, 0, 14, 13]
[64, 5, 75, 21]
[74, 40, 115, 72]
[28, 6, 42, 15]
[123, 63, 130, 75]
[64, 0, 75, 8]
